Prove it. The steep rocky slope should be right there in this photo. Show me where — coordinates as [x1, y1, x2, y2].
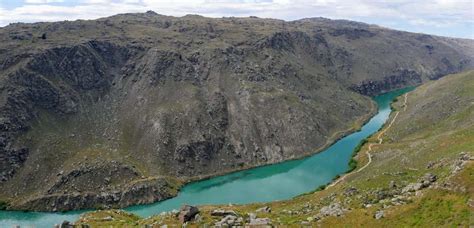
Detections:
[78, 70, 473, 227]
[0, 12, 473, 211]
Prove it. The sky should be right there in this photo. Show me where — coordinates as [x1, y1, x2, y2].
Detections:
[0, 0, 472, 39]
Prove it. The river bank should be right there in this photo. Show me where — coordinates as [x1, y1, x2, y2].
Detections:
[0, 88, 409, 227]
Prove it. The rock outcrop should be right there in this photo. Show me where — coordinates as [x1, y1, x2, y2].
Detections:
[178, 205, 199, 223]
[14, 177, 179, 211]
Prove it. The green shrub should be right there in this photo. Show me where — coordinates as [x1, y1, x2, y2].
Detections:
[347, 159, 358, 173]
[315, 184, 327, 191]
[346, 138, 368, 173]
[353, 139, 368, 153]
[0, 201, 9, 210]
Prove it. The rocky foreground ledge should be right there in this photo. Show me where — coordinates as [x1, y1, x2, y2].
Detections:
[69, 151, 473, 227]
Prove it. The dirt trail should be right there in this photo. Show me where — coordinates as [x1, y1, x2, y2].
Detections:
[328, 92, 409, 188]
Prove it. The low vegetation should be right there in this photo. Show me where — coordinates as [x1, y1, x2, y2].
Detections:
[75, 71, 474, 226]
[347, 138, 369, 173]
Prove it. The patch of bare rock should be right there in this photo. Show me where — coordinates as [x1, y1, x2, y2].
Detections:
[211, 206, 272, 227]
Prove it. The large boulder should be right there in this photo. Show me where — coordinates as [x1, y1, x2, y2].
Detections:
[249, 217, 272, 226]
[319, 202, 345, 217]
[256, 206, 271, 213]
[374, 210, 384, 220]
[402, 183, 423, 193]
[178, 205, 199, 223]
[422, 173, 437, 183]
[211, 209, 238, 217]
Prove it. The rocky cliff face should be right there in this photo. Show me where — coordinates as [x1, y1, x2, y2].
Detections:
[0, 12, 472, 211]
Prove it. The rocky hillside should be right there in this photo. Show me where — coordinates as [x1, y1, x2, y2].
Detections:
[0, 12, 473, 211]
[77, 70, 473, 227]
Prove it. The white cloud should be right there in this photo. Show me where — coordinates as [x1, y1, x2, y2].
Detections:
[24, 0, 64, 3]
[80, 0, 113, 4]
[0, 0, 472, 38]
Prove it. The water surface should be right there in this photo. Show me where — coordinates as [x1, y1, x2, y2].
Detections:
[0, 87, 413, 227]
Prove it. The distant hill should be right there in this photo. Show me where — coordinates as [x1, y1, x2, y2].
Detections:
[0, 11, 473, 211]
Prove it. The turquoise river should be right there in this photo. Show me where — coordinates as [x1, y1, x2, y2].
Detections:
[0, 87, 413, 227]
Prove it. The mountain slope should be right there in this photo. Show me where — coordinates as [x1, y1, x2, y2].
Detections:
[0, 12, 473, 211]
[78, 70, 473, 227]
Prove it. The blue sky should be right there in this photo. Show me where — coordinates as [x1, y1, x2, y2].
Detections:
[0, 0, 472, 39]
